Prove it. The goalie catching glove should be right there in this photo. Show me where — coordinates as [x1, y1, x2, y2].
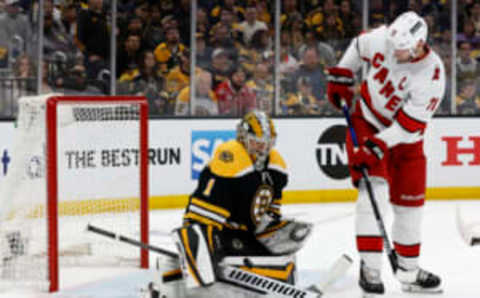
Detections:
[351, 136, 388, 170]
[326, 67, 355, 109]
[255, 214, 313, 255]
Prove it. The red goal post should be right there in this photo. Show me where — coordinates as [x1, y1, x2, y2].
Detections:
[46, 96, 149, 291]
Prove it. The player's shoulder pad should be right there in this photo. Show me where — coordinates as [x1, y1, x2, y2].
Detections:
[209, 140, 254, 178]
[427, 50, 445, 79]
[268, 149, 287, 175]
[411, 50, 446, 91]
[356, 25, 387, 59]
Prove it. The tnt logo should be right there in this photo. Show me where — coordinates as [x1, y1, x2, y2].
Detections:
[316, 125, 350, 180]
[191, 130, 236, 179]
[442, 136, 480, 166]
[1, 150, 10, 176]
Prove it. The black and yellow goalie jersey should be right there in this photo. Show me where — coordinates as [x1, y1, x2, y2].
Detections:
[184, 140, 288, 232]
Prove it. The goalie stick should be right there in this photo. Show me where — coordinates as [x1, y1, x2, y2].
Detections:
[306, 254, 353, 294]
[87, 224, 352, 297]
[455, 204, 480, 246]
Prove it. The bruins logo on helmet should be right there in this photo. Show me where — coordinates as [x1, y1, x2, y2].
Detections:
[219, 150, 234, 162]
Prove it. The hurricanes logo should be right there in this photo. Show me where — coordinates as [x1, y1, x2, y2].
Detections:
[251, 185, 273, 224]
[316, 125, 350, 180]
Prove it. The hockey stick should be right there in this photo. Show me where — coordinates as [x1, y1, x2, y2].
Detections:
[455, 204, 480, 246]
[87, 223, 352, 297]
[307, 254, 353, 294]
[339, 99, 399, 273]
[86, 224, 178, 259]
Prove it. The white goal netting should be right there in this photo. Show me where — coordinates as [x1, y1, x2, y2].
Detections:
[0, 94, 148, 292]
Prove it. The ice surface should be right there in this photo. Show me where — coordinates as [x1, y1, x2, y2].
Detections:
[0, 200, 479, 298]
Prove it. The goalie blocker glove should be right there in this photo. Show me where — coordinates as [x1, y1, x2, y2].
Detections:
[326, 67, 355, 109]
[351, 136, 388, 170]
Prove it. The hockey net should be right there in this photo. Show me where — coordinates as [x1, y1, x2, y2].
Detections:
[0, 94, 149, 292]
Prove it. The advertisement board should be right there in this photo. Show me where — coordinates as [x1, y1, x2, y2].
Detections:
[426, 119, 480, 190]
[0, 118, 479, 207]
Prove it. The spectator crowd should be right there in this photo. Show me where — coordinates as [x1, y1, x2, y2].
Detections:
[0, 0, 477, 116]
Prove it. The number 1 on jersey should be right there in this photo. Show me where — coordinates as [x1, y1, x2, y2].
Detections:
[203, 178, 215, 197]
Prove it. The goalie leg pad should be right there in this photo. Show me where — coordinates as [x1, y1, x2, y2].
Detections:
[218, 265, 317, 298]
[255, 219, 313, 255]
[220, 255, 297, 284]
[172, 224, 216, 288]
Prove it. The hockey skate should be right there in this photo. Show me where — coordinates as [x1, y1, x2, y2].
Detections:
[359, 260, 384, 297]
[396, 266, 443, 294]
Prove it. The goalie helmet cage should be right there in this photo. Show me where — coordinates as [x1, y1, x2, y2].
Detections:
[0, 95, 149, 292]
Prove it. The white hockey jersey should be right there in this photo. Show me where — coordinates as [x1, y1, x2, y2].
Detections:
[338, 25, 446, 147]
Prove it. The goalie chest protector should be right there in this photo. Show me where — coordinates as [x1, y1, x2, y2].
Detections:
[184, 140, 288, 232]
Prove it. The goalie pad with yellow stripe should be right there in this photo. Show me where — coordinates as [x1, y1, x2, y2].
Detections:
[156, 255, 300, 297]
[172, 223, 216, 288]
[220, 255, 298, 284]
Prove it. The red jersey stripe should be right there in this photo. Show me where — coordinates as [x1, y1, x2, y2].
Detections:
[396, 109, 426, 134]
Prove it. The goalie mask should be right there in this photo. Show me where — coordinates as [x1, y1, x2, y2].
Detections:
[237, 110, 276, 171]
[387, 11, 427, 58]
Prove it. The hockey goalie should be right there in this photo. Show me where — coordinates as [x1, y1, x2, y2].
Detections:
[145, 110, 314, 298]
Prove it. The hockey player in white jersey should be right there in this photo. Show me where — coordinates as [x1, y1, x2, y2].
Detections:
[326, 11, 444, 297]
